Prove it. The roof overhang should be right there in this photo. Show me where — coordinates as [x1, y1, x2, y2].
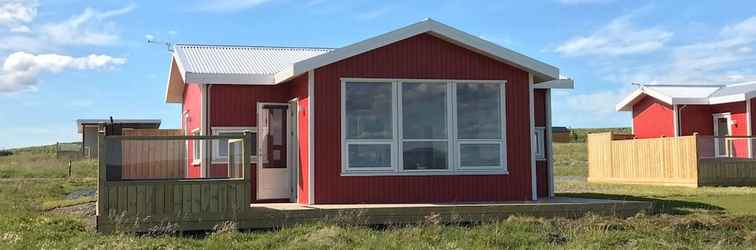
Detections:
[616, 87, 753, 112]
[534, 79, 574, 89]
[166, 19, 570, 103]
[275, 18, 561, 84]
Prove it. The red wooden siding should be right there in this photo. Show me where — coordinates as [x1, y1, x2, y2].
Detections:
[182, 84, 202, 178]
[751, 98, 756, 136]
[207, 75, 309, 202]
[679, 105, 713, 136]
[712, 101, 748, 157]
[288, 75, 311, 204]
[313, 33, 534, 204]
[534, 89, 549, 198]
[632, 96, 674, 139]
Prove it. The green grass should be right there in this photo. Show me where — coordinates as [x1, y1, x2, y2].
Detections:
[0, 139, 754, 249]
[554, 143, 587, 177]
[0, 150, 97, 179]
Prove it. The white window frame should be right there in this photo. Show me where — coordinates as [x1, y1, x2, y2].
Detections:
[534, 127, 545, 160]
[211, 127, 257, 164]
[191, 128, 201, 165]
[341, 78, 508, 176]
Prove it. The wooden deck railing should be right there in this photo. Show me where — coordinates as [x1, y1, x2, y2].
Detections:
[588, 132, 756, 187]
[96, 131, 254, 231]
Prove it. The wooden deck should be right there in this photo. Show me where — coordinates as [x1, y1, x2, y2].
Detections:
[96, 197, 651, 233]
[96, 132, 651, 233]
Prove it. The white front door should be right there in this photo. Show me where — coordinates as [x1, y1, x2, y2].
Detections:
[257, 103, 291, 200]
[713, 113, 731, 157]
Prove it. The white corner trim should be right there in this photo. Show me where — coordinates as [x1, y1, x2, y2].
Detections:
[200, 84, 209, 178]
[545, 89, 555, 197]
[528, 73, 537, 201]
[673, 105, 679, 137]
[748, 99, 752, 158]
[307, 70, 315, 205]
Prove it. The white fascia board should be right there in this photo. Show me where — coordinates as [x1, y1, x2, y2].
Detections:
[534, 79, 574, 89]
[184, 72, 276, 85]
[709, 94, 746, 105]
[616, 89, 645, 111]
[275, 19, 560, 84]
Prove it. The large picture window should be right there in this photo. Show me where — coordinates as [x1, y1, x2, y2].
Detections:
[342, 78, 507, 175]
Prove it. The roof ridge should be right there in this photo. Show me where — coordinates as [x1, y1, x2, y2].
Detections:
[174, 43, 335, 50]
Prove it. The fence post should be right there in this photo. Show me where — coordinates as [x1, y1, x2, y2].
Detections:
[242, 131, 253, 208]
[96, 130, 107, 220]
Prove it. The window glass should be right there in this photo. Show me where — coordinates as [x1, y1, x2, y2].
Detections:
[460, 143, 501, 167]
[215, 131, 256, 159]
[534, 128, 545, 160]
[457, 83, 502, 139]
[348, 144, 392, 168]
[345, 82, 393, 139]
[403, 141, 448, 170]
[402, 82, 447, 139]
[192, 131, 200, 162]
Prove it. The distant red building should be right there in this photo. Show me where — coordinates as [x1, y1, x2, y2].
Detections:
[164, 19, 573, 204]
[617, 83, 756, 158]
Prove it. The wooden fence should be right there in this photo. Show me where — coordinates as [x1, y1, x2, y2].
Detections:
[121, 129, 185, 179]
[587, 133, 699, 187]
[587, 132, 756, 187]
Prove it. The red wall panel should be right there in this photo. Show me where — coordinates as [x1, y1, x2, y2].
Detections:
[711, 101, 748, 157]
[313, 33, 534, 203]
[207, 77, 307, 202]
[534, 89, 549, 198]
[679, 105, 713, 136]
[632, 96, 674, 139]
[182, 84, 203, 178]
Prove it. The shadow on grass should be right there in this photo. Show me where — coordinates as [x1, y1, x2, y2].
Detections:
[559, 192, 726, 215]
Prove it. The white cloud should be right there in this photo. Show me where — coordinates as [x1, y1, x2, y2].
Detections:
[40, 4, 136, 46]
[0, 51, 126, 93]
[555, 15, 672, 57]
[190, 0, 271, 13]
[557, 0, 614, 5]
[0, 0, 37, 32]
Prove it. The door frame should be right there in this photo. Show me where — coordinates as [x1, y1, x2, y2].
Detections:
[712, 112, 732, 157]
[256, 102, 292, 201]
[288, 98, 299, 202]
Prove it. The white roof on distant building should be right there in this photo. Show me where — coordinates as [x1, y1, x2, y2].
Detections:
[76, 119, 162, 133]
[616, 81, 756, 111]
[165, 18, 573, 103]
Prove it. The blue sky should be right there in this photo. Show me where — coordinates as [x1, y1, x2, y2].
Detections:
[2, 0, 756, 148]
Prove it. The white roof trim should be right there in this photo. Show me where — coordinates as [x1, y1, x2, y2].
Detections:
[534, 79, 574, 89]
[275, 18, 560, 84]
[166, 19, 570, 103]
[616, 83, 756, 111]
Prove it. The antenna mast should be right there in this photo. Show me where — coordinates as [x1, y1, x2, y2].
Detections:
[147, 38, 174, 52]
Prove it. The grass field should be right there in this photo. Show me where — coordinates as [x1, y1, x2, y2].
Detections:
[0, 136, 754, 249]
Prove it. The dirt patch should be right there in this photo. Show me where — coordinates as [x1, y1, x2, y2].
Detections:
[66, 187, 96, 200]
[49, 201, 96, 217]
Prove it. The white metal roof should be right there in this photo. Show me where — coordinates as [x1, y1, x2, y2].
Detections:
[616, 81, 756, 111]
[174, 45, 333, 84]
[166, 18, 573, 103]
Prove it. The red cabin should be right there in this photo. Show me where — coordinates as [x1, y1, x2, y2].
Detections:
[617, 82, 756, 158]
[164, 19, 574, 204]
